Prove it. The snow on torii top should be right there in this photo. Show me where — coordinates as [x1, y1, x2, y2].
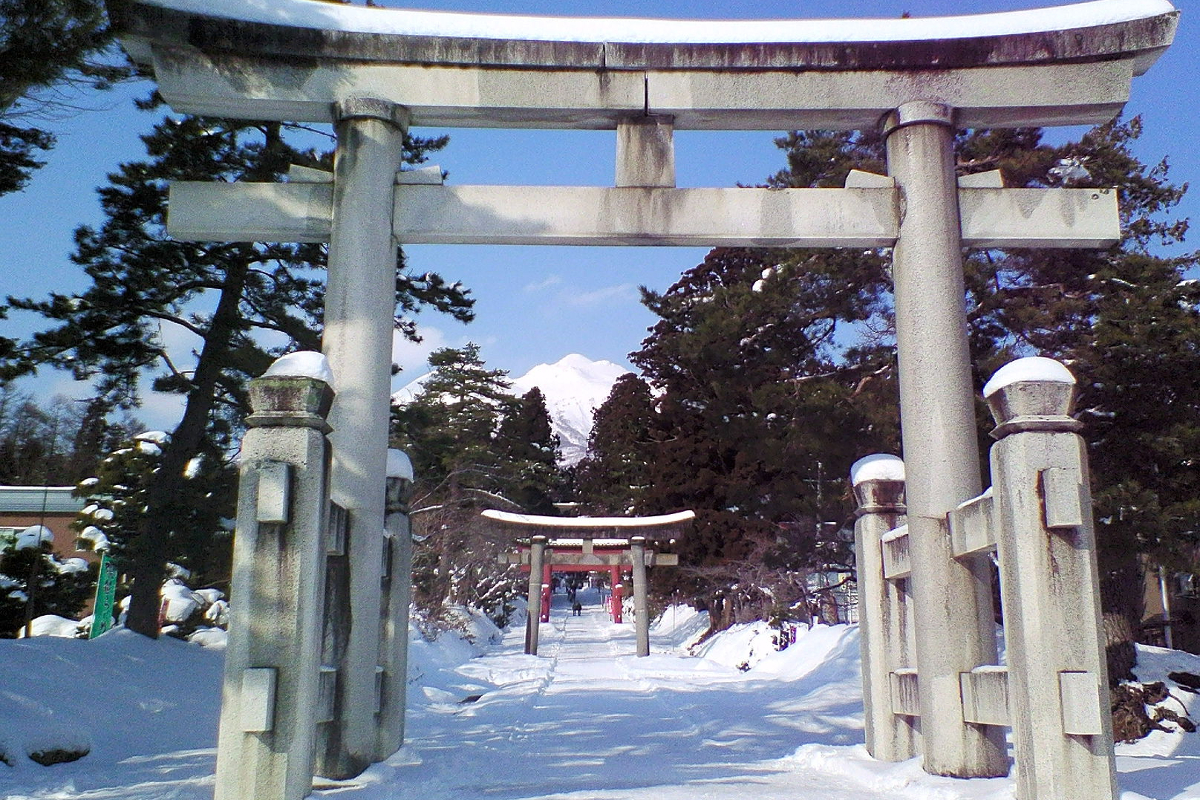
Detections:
[112, 0, 1173, 47]
[482, 509, 695, 540]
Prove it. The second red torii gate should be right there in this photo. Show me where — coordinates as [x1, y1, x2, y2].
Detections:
[484, 510, 693, 657]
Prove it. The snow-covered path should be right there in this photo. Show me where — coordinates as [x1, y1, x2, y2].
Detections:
[341, 590, 995, 800]
[3, 592, 1199, 799]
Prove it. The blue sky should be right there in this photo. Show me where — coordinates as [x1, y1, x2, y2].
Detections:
[1, 0, 1196, 428]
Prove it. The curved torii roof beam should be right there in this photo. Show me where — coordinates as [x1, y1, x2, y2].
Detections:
[482, 509, 695, 541]
[109, 0, 1177, 129]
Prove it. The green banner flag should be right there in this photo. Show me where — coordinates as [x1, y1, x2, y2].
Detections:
[89, 553, 118, 639]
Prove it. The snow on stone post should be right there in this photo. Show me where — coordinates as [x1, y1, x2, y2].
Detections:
[377, 448, 415, 760]
[883, 100, 1007, 778]
[526, 535, 548, 655]
[851, 455, 920, 763]
[984, 358, 1117, 800]
[215, 353, 335, 800]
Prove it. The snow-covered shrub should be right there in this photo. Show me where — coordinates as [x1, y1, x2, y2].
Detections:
[0, 528, 98, 637]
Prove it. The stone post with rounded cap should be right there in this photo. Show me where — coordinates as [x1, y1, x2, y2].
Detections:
[215, 352, 336, 800]
[851, 454, 920, 763]
[984, 356, 1117, 800]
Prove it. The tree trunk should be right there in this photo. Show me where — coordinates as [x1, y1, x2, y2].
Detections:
[125, 260, 250, 638]
[1098, 541, 1144, 684]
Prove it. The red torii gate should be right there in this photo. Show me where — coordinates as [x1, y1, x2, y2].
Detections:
[483, 510, 692, 657]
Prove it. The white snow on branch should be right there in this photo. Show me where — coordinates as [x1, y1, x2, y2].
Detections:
[16, 525, 53, 550]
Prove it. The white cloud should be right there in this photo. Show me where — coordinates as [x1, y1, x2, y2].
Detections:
[523, 274, 563, 293]
[562, 283, 638, 307]
[391, 325, 449, 381]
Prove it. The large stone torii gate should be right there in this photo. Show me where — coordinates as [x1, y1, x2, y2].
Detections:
[107, 1, 1177, 799]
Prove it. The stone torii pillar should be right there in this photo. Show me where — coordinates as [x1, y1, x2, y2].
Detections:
[525, 535, 548, 656]
[318, 97, 409, 780]
[630, 536, 651, 657]
[884, 101, 1007, 779]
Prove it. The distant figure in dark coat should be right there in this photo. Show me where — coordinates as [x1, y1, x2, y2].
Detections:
[572, 600, 583, 616]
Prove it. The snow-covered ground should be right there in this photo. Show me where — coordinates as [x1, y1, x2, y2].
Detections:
[2, 588, 1199, 800]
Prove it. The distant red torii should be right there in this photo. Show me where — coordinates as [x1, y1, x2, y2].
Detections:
[483, 509, 693, 657]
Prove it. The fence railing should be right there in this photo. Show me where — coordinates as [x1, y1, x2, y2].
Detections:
[853, 357, 1116, 800]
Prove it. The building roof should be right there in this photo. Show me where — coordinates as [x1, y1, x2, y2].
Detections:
[0, 486, 86, 516]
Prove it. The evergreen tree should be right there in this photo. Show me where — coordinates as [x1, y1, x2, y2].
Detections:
[72, 429, 233, 592]
[2, 109, 472, 637]
[494, 386, 561, 514]
[754, 118, 1198, 675]
[391, 345, 565, 624]
[576, 373, 657, 515]
[628, 245, 897, 626]
[0, 0, 130, 193]
[939, 119, 1199, 678]
[391, 344, 520, 620]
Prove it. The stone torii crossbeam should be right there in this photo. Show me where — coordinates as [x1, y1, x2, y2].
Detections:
[484, 509, 692, 657]
[105, 1, 1177, 799]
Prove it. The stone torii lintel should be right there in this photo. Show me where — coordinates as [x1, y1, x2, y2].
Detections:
[111, 0, 1177, 129]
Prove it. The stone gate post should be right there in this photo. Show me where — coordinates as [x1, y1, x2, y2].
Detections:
[883, 100, 1007, 778]
[320, 97, 409, 778]
[851, 455, 920, 763]
[377, 449, 415, 759]
[214, 367, 334, 800]
[985, 358, 1117, 800]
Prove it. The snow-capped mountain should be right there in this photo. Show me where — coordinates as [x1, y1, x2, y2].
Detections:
[391, 354, 630, 467]
[512, 354, 630, 467]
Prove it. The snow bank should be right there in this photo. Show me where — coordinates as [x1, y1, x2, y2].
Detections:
[0, 629, 223, 777]
[22, 614, 83, 638]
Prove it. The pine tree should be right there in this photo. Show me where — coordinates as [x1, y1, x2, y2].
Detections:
[391, 343, 525, 621]
[2, 109, 473, 636]
[494, 387, 561, 514]
[576, 373, 657, 515]
[0, 0, 130, 193]
[627, 245, 896, 625]
[759, 117, 1200, 676]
